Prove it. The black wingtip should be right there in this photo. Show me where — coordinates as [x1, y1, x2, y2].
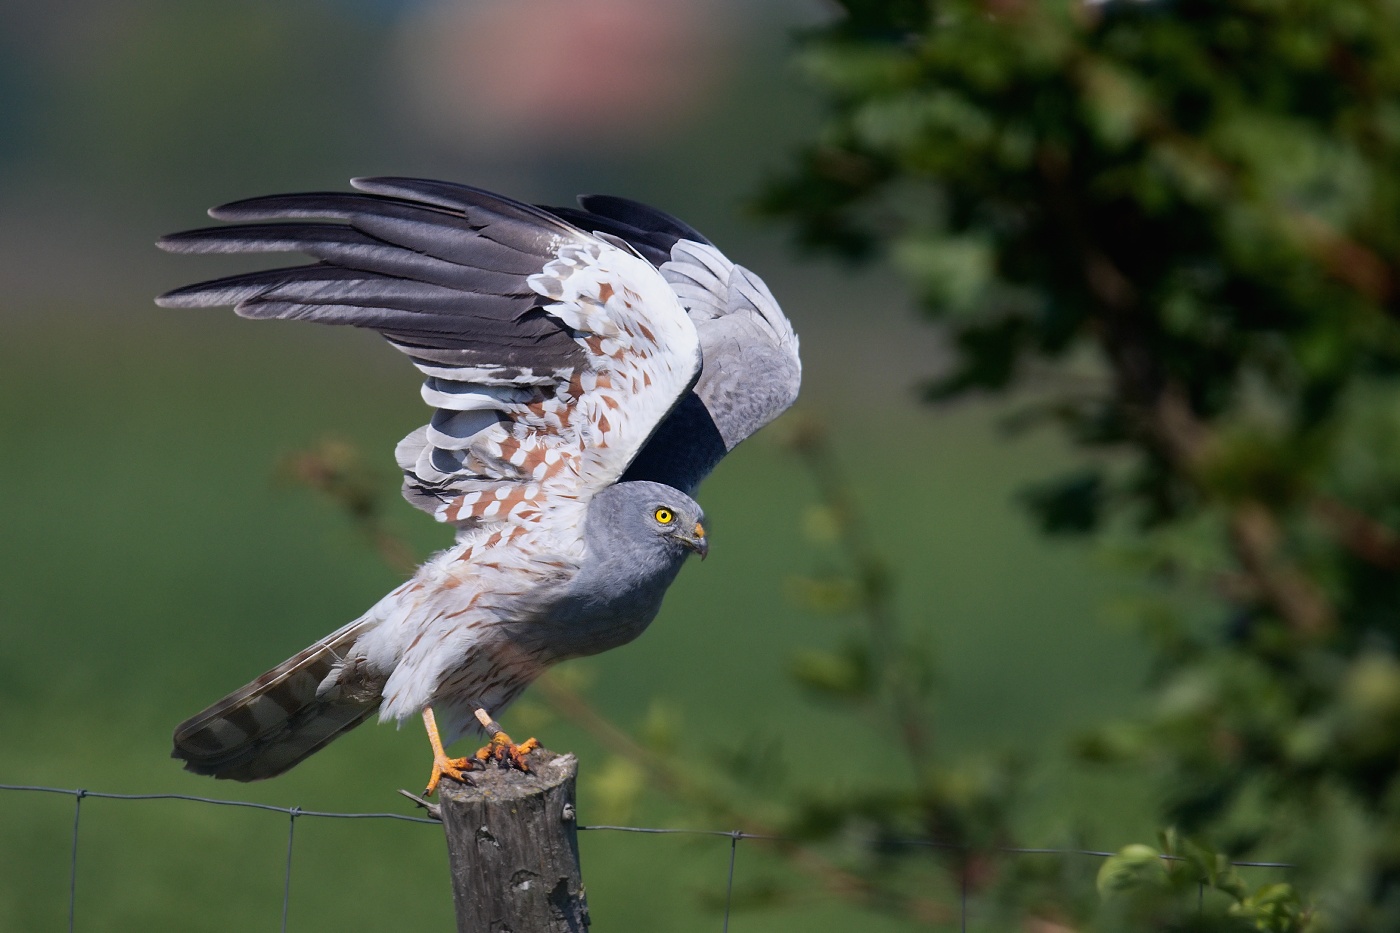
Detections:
[350, 175, 437, 192]
[207, 199, 253, 222]
[349, 176, 579, 230]
[155, 229, 228, 254]
[153, 286, 205, 308]
[207, 196, 281, 221]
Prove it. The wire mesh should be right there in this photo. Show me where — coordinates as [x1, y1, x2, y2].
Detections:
[0, 781, 1293, 931]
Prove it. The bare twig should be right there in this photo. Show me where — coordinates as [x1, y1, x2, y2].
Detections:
[1310, 496, 1400, 571]
[396, 788, 441, 821]
[280, 438, 419, 576]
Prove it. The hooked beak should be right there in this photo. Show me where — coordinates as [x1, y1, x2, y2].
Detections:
[682, 522, 709, 560]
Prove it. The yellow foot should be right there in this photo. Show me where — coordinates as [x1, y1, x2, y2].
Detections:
[424, 753, 476, 797]
[473, 732, 540, 771]
[472, 707, 539, 771]
[422, 706, 483, 796]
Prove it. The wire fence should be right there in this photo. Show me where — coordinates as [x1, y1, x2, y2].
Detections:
[0, 781, 1293, 932]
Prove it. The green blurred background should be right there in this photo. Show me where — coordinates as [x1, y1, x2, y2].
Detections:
[0, 2, 1146, 929]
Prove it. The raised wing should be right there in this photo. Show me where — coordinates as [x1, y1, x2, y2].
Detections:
[157, 178, 701, 527]
[544, 196, 801, 495]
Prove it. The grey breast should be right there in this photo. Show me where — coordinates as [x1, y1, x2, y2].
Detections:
[508, 482, 697, 663]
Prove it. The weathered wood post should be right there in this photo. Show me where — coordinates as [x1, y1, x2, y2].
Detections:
[436, 748, 590, 932]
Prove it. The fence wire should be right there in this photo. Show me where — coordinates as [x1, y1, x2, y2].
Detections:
[0, 781, 1292, 931]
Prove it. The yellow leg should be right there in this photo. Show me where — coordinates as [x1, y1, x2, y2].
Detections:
[470, 708, 540, 772]
[422, 707, 476, 796]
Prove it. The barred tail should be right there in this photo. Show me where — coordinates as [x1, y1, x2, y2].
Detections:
[172, 619, 380, 782]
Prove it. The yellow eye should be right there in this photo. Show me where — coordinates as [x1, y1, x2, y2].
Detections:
[654, 508, 674, 525]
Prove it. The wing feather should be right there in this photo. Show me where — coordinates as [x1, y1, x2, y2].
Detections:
[157, 178, 701, 526]
[206, 192, 552, 275]
[162, 223, 533, 295]
[541, 199, 802, 495]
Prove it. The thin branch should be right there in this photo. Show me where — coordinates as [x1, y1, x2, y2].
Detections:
[280, 438, 419, 576]
[1310, 496, 1400, 571]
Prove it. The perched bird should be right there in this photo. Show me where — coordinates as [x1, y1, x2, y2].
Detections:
[157, 178, 800, 793]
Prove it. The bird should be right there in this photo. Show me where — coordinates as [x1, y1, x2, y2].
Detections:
[156, 177, 800, 794]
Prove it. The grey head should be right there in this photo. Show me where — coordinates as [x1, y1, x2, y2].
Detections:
[587, 480, 708, 564]
[524, 481, 706, 664]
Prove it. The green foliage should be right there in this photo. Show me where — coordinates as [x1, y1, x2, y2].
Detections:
[1021, 468, 1107, 535]
[791, 640, 876, 701]
[1094, 832, 1310, 932]
[762, 0, 1400, 928]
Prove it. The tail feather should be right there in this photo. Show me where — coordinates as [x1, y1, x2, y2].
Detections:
[173, 619, 382, 781]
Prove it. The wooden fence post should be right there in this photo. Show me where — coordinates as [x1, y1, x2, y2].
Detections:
[437, 749, 590, 932]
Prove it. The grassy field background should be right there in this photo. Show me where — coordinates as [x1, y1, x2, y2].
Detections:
[0, 304, 1151, 931]
[0, 3, 1156, 929]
